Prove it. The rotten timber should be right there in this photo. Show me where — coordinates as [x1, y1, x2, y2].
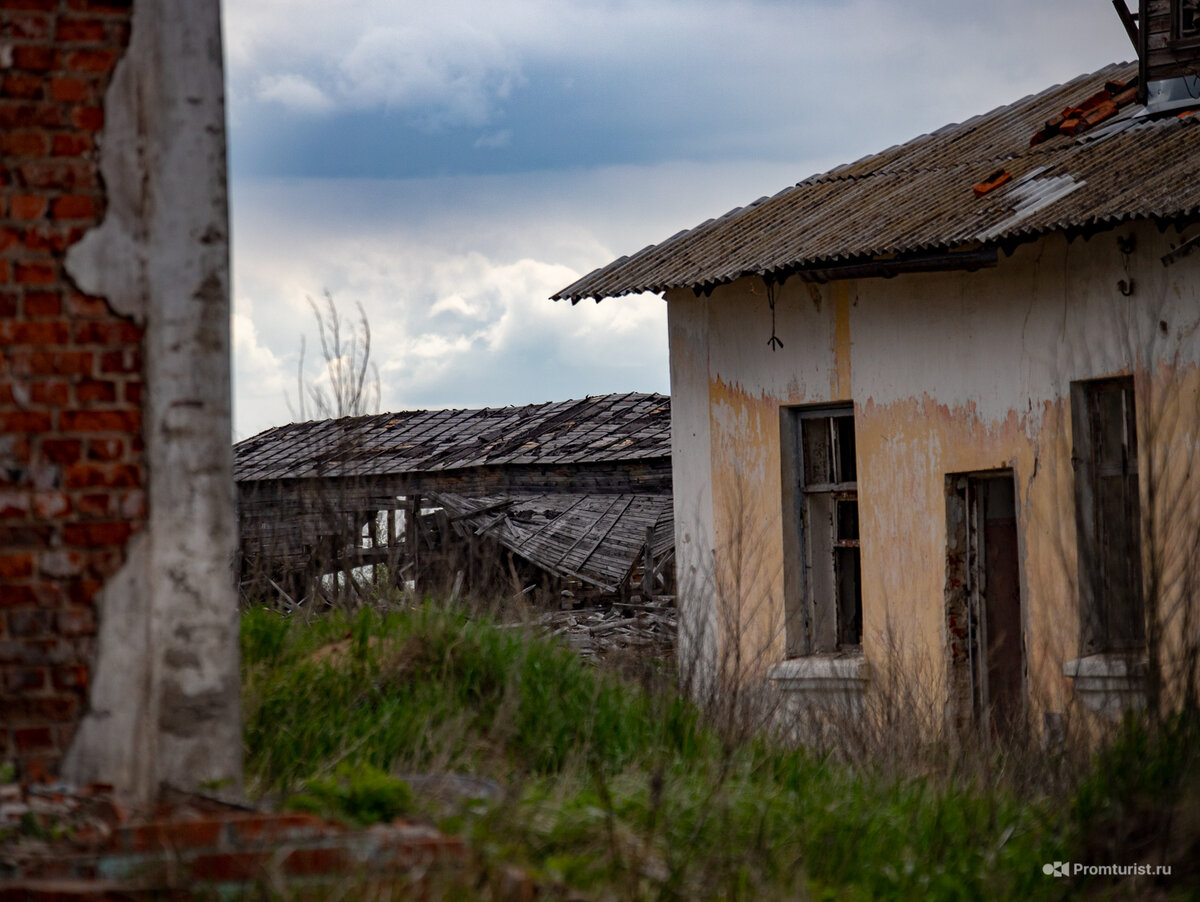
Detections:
[234, 393, 675, 606]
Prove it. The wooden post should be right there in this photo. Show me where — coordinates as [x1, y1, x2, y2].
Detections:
[642, 524, 655, 597]
[409, 494, 422, 594]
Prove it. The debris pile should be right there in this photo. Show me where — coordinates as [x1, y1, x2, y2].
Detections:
[533, 596, 676, 660]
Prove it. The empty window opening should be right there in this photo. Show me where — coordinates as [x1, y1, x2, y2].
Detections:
[781, 405, 862, 655]
[1072, 377, 1145, 654]
[945, 470, 1025, 738]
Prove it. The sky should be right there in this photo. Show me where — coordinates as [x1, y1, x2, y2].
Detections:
[222, 0, 1133, 440]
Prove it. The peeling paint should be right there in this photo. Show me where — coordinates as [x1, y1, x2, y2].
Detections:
[669, 220, 1200, 721]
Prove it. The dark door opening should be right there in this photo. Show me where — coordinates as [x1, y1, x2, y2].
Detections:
[946, 471, 1025, 738]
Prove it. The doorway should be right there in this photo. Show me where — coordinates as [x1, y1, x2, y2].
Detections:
[945, 470, 1025, 738]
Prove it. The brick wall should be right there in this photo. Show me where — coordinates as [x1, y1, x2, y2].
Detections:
[0, 0, 142, 781]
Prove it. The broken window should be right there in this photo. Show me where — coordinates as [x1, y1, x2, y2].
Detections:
[1071, 377, 1145, 653]
[781, 405, 862, 655]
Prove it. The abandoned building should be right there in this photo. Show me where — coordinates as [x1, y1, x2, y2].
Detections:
[556, 5, 1200, 734]
[0, 0, 241, 798]
[234, 393, 675, 607]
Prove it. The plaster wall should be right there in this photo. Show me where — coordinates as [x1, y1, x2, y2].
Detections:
[666, 220, 1200, 714]
[59, 0, 241, 799]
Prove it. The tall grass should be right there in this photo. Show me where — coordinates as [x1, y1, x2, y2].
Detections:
[240, 601, 1088, 900]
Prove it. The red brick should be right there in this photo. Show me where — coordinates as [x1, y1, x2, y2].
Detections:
[0, 320, 70, 344]
[2, 73, 44, 99]
[188, 850, 269, 882]
[32, 380, 70, 405]
[10, 193, 47, 220]
[60, 410, 139, 432]
[65, 291, 110, 317]
[67, 0, 133, 11]
[17, 351, 94, 376]
[64, 48, 117, 71]
[25, 581, 63, 606]
[70, 105, 103, 130]
[86, 436, 122, 459]
[13, 262, 55, 285]
[0, 587, 38, 608]
[0, 410, 52, 432]
[123, 381, 142, 404]
[64, 521, 133, 547]
[0, 0, 57, 10]
[0, 100, 61, 129]
[64, 463, 140, 488]
[40, 438, 82, 464]
[0, 291, 17, 316]
[0, 11, 52, 39]
[51, 194, 96, 219]
[13, 726, 54, 751]
[6, 695, 79, 721]
[0, 554, 34, 579]
[55, 16, 108, 42]
[20, 755, 56, 783]
[99, 349, 139, 374]
[23, 290, 61, 316]
[49, 73, 92, 100]
[73, 320, 141, 344]
[283, 845, 352, 876]
[11, 45, 58, 72]
[1, 129, 50, 157]
[0, 438, 31, 469]
[86, 546, 124, 578]
[0, 259, 9, 282]
[18, 158, 97, 190]
[229, 812, 327, 845]
[76, 492, 110, 517]
[0, 488, 33, 517]
[0, 226, 18, 251]
[4, 666, 47, 692]
[74, 379, 116, 403]
[52, 664, 88, 690]
[51, 132, 94, 156]
[65, 578, 100, 605]
[38, 549, 84, 578]
[32, 491, 69, 519]
[8, 607, 53, 638]
[56, 607, 95, 636]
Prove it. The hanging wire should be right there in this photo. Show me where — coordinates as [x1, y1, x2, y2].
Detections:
[765, 278, 784, 350]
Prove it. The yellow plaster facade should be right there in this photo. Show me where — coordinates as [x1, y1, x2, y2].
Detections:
[667, 221, 1200, 727]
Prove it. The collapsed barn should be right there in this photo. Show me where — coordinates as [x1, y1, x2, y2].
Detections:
[233, 393, 674, 610]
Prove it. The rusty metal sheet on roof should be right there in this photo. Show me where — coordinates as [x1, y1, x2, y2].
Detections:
[554, 63, 1200, 301]
[433, 491, 673, 592]
[234, 392, 671, 482]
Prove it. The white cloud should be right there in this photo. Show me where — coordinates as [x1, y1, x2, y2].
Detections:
[255, 73, 334, 113]
[336, 25, 520, 127]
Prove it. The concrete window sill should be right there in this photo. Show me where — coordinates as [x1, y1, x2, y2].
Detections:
[1063, 653, 1148, 717]
[768, 654, 870, 705]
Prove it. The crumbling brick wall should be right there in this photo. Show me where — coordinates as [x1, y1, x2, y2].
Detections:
[0, 0, 143, 781]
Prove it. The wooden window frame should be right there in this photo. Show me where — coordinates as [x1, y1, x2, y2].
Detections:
[781, 403, 863, 656]
[1071, 377, 1146, 655]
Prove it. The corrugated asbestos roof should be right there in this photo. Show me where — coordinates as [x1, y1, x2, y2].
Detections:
[234, 392, 671, 482]
[554, 62, 1200, 301]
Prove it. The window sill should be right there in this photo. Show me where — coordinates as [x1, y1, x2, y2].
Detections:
[1063, 653, 1148, 717]
[768, 654, 870, 699]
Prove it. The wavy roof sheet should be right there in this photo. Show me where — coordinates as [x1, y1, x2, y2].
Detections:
[234, 392, 671, 482]
[555, 62, 1200, 301]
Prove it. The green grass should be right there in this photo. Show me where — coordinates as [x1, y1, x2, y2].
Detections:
[240, 602, 1183, 900]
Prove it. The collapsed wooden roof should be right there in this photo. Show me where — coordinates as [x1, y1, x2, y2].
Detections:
[234, 393, 674, 595]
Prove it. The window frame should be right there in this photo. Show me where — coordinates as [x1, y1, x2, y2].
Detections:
[1176, 0, 1200, 40]
[780, 403, 863, 657]
[1070, 376, 1146, 655]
